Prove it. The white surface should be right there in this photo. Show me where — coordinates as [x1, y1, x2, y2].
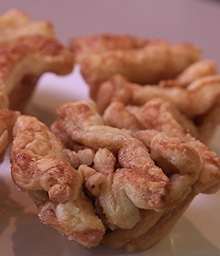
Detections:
[0, 67, 220, 256]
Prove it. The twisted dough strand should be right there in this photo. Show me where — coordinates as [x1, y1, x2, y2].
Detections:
[96, 74, 220, 117]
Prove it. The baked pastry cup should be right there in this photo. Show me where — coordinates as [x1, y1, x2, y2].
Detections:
[70, 34, 220, 145]
[0, 9, 74, 160]
[10, 100, 220, 251]
[0, 9, 74, 111]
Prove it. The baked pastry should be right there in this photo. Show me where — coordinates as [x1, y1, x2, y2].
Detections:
[0, 9, 55, 44]
[0, 9, 74, 160]
[95, 72, 220, 144]
[0, 9, 74, 111]
[70, 34, 201, 99]
[10, 100, 220, 251]
[5, 27, 219, 251]
[10, 112, 105, 248]
[70, 34, 220, 144]
[70, 33, 147, 63]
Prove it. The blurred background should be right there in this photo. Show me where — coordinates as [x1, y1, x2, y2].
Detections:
[1, 0, 220, 66]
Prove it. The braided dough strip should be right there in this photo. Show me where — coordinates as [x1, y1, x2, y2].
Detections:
[69, 33, 147, 63]
[76, 39, 201, 99]
[103, 98, 199, 138]
[70, 34, 217, 92]
[96, 73, 220, 118]
[0, 9, 55, 44]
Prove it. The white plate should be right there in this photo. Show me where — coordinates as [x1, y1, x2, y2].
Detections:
[0, 67, 220, 256]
